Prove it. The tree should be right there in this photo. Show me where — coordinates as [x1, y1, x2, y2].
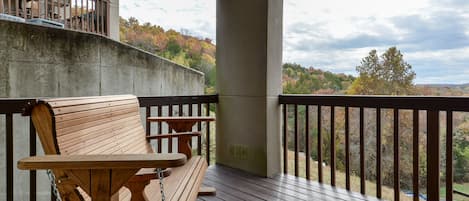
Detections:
[348, 47, 416, 95]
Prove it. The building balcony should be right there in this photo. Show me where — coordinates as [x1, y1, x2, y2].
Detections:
[0, 94, 465, 200]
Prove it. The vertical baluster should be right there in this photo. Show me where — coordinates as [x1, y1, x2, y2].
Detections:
[74, 0, 77, 29]
[446, 111, 453, 201]
[318, 105, 323, 183]
[360, 107, 365, 194]
[1, 0, 4, 14]
[80, 0, 83, 30]
[331, 106, 336, 186]
[178, 104, 183, 116]
[377, 107, 382, 198]
[188, 104, 193, 147]
[283, 104, 288, 174]
[15, 0, 18, 16]
[345, 106, 350, 190]
[145, 107, 151, 141]
[394, 109, 400, 201]
[157, 106, 162, 153]
[43, 0, 46, 18]
[29, 119, 37, 201]
[100, 0, 103, 34]
[91, 0, 94, 32]
[197, 103, 202, 155]
[107, 0, 110, 35]
[6, 113, 13, 201]
[69, 0, 72, 28]
[22, 0, 25, 19]
[206, 103, 211, 165]
[168, 104, 173, 153]
[294, 104, 299, 177]
[427, 110, 440, 201]
[305, 105, 310, 180]
[413, 110, 419, 201]
[95, 0, 99, 32]
[63, 0, 66, 27]
[85, 0, 88, 31]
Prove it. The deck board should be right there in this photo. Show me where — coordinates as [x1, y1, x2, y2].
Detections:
[199, 165, 383, 201]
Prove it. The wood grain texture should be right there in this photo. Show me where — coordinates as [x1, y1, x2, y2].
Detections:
[25, 95, 210, 201]
[17, 153, 187, 170]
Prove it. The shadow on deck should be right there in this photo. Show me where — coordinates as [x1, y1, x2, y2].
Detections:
[198, 165, 382, 201]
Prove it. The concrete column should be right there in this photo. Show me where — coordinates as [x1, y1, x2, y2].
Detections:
[109, 0, 119, 41]
[216, 0, 283, 177]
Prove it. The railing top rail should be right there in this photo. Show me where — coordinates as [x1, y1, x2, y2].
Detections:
[279, 94, 469, 111]
[138, 94, 218, 107]
[0, 99, 36, 114]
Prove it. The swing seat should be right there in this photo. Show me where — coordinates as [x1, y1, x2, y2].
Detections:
[18, 95, 209, 201]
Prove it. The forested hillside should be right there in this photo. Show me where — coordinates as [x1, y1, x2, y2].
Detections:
[120, 17, 217, 94]
[283, 63, 355, 94]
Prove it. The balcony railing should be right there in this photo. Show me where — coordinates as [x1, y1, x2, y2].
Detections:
[3, 94, 469, 200]
[0, 0, 110, 36]
[279, 94, 469, 201]
[0, 95, 217, 201]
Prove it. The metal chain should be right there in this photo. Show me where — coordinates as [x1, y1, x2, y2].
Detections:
[157, 168, 166, 201]
[46, 169, 63, 201]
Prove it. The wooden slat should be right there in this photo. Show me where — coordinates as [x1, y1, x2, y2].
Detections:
[305, 105, 310, 180]
[330, 106, 335, 186]
[17, 153, 187, 170]
[47, 95, 135, 107]
[294, 104, 299, 177]
[359, 107, 365, 194]
[345, 106, 350, 190]
[376, 107, 382, 199]
[446, 110, 453, 201]
[52, 99, 137, 115]
[413, 110, 419, 201]
[394, 109, 400, 201]
[317, 105, 323, 183]
[427, 110, 440, 201]
[283, 104, 288, 174]
[55, 106, 138, 130]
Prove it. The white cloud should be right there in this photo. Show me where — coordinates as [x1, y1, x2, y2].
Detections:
[120, 0, 469, 84]
[120, 0, 215, 39]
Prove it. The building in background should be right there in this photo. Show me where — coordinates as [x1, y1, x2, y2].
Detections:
[0, 0, 119, 40]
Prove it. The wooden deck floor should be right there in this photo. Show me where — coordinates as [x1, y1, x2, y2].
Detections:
[198, 165, 382, 201]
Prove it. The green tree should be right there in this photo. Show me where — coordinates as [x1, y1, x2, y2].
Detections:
[348, 47, 416, 95]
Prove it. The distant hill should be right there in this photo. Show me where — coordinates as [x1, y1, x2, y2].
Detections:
[416, 83, 469, 96]
[283, 63, 355, 94]
[119, 17, 469, 96]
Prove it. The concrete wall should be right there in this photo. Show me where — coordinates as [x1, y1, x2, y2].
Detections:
[216, 0, 283, 177]
[0, 19, 204, 200]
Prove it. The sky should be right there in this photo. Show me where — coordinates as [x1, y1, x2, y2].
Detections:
[121, 0, 469, 84]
